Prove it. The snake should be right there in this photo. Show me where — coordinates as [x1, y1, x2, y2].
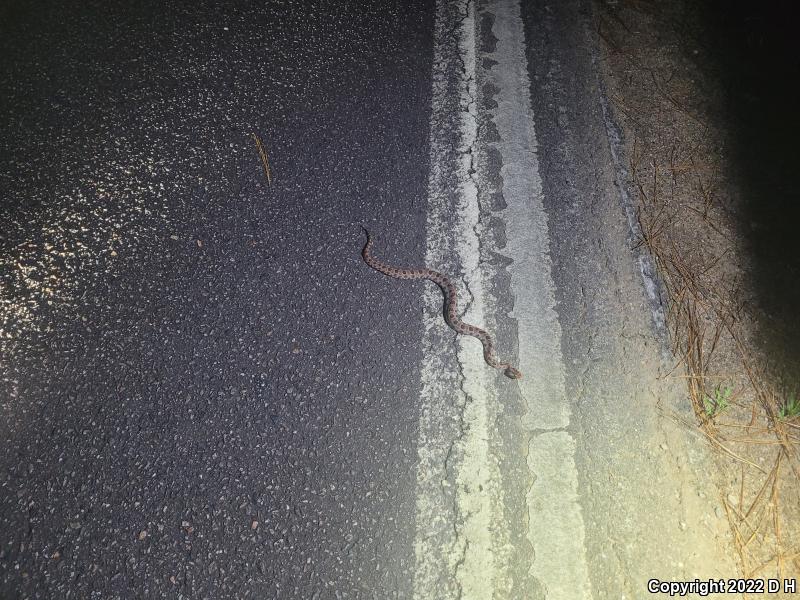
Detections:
[361, 228, 523, 380]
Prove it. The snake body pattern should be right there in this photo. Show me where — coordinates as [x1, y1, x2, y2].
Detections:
[362, 229, 523, 380]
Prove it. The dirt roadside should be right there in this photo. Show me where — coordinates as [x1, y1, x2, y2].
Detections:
[590, 0, 800, 590]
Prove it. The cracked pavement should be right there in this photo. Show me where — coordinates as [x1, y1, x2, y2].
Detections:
[0, 0, 739, 598]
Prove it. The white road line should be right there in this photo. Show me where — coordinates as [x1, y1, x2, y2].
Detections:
[448, 2, 509, 596]
[485, 0, 592, 597]
[414, 0, 590, 597]
[414, 1, 504, 598]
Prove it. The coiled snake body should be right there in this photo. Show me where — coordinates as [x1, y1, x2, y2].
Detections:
[362, 229, 523, 380]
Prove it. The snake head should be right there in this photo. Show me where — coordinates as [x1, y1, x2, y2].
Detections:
[504, 366, 523, 380]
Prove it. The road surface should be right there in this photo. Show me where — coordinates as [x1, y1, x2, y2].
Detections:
[0, 0, 737, 598]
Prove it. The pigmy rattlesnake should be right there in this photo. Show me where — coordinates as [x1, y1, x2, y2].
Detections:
[361, 228, 522, 380]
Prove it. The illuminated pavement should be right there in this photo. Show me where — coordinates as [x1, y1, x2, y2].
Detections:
[0, 0, 736, 598]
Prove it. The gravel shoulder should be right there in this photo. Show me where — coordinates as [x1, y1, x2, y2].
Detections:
[591, 0, 800, 588]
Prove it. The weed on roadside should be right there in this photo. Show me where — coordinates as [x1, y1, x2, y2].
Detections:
[778, 393, 799, 421]
[703, 384, 732, 418]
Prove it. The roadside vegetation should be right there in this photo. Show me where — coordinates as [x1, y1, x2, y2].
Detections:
[594, 0, 799, 587]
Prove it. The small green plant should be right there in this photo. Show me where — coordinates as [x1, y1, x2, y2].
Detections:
[778, 394, 800, 420]
[703, 384, 732, 417]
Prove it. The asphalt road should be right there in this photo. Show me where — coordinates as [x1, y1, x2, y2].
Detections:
[1, 0, 433, 598]
[1, 0, 739, 599]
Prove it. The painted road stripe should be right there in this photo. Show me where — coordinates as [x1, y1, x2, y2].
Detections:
[414, 0, 504, 597]
[413, 0, 591, 598]
[487, 0, 592, 596]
